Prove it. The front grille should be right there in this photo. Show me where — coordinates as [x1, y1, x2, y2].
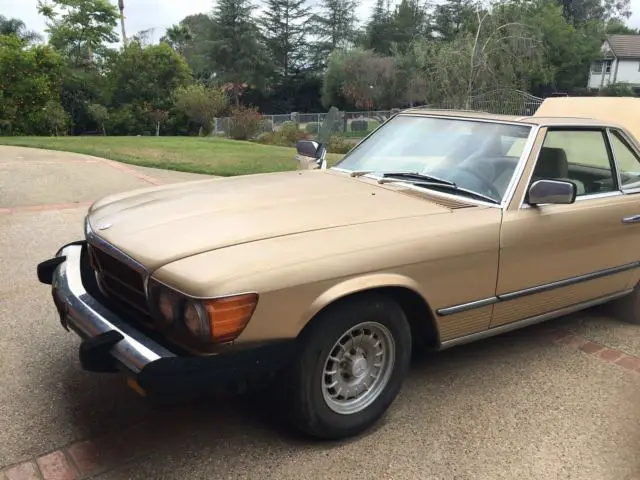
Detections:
[88, 244, 150, 316]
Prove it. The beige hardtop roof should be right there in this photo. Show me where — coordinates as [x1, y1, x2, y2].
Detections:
[531, 96, 639, 139]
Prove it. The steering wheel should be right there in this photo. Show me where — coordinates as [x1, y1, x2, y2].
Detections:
[455, 166, 502, 201]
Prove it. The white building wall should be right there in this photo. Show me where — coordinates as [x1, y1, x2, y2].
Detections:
[587, 39, 640, 89]
[614, 59, 640, 84]
[588, 59, 616, 89]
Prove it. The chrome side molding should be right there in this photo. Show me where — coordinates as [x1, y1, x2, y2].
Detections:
[437, 261, 640, 316]
[438, 289, 631, 350]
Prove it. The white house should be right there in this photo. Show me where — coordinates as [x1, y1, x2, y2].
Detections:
[588, 34, 640, 91]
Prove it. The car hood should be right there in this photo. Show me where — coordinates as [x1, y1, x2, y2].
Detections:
[87, 169, 461, 270]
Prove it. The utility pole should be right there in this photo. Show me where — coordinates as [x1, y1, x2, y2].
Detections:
[118, 0, 128, 47]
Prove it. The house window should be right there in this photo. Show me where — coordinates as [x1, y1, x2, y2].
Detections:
[593, 60, 613, 74]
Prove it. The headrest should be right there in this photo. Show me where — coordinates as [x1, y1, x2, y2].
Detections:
[534, 147, 568, 178]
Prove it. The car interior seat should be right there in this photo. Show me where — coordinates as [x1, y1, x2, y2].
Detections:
[531, 147, 585, 196]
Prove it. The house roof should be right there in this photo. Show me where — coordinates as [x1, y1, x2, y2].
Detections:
[605, 34, 640, 58]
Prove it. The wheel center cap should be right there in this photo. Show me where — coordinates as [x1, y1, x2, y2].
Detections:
[350, 356, 368, 377]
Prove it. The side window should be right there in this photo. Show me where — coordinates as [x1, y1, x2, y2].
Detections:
[531, 129, 616, 197]
[609, 129, 640, 190]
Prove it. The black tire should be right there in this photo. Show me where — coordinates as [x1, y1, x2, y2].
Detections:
[286, 293, 412, 440]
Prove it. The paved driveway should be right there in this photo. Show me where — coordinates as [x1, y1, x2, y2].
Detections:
[2, 146, 640, 480]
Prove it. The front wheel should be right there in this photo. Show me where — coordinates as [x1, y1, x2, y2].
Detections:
[287, 294, 412, 439]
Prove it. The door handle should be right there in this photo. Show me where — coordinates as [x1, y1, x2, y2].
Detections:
[622, 215, 640, 224]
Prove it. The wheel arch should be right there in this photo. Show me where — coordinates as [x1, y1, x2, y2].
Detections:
[298, 275, 440, 350]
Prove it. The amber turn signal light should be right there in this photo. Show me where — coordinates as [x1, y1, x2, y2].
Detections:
[203, 293, 258, 343]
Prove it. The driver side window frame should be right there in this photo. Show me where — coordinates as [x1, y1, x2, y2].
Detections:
[520, 126, 622, 209]
[607, 127, 640, 195]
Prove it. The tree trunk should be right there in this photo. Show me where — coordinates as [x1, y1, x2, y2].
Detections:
[155, 121, 160, 136]
[102, 123, 106, 136]
[119, 0, 128, 47]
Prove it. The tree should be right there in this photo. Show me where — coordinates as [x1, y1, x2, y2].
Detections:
[161, 23, 193, 56]
[209, 0, 269, 106]
[87, 103, 108, 135]
[179, 14, 217, 80]
[558, 0, 630, 25]
[362, 0, 394, 54]
[433, 0, 476, 40]
[525, 0, 601, 95]
[260, 0, 311, 81]
[404, 1, 545, 108]
[145, 106, 169, 136]
[37, 0, 119, 65]
[173, 84, 229, 135]
[605, 18, 638, 34]
[322, 48, 397, 109]
[385, 0, 429, 54]
[0, 35, 65, 135]
[309, 0, 360, 68]
[105, 41, 191, 134]
[0, 15, 43, 44]
[42, 100, 70, 135]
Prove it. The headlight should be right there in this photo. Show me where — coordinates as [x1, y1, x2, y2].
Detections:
[148, 277, 259, 345]
[183, 300, 210, 339]
[182, 293, 259, 344]
[157, 289, 180, 325]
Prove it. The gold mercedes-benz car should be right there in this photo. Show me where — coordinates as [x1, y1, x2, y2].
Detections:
[38, 97, 640, 439]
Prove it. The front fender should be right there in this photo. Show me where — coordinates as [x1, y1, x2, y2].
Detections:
[300, 273, 429, 330]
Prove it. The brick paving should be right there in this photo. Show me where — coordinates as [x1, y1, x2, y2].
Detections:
[2, 325, 639, 480]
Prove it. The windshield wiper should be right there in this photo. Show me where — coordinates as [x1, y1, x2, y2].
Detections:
[377, 172, 499, 204]
[349, 170, 499, 204]
[378, 172, 456, 186]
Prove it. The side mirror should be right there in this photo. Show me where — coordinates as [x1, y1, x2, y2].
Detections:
[295, 140, 325, 170]
[528, 179, 576, 205]
[296, 140, 320, 159]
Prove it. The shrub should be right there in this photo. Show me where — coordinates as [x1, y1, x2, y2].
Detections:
[255, 132, 275, 144]
[305, 122, 321, 134]
[253, 122, 309, 147]
[173, 84, 229, 135]
[229, 106, 262, 140]
[328, 135, 353, 154]
[278, 121, 304, 145]
[350, 119, 368, 132]
[279, 120, 296, 130]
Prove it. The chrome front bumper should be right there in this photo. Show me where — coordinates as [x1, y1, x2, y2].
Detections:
[50, 243, 176, 374]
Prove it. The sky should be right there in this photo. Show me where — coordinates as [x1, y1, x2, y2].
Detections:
[0, 0, 379, 43]
[1, 0, 640, 44]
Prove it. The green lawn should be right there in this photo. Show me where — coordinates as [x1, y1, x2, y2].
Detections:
[0, 136, 345, 176]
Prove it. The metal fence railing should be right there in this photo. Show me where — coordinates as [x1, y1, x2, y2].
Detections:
[213, 90, 544, 137]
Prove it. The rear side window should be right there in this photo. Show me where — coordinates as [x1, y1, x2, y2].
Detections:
[609, 129, 640, 190]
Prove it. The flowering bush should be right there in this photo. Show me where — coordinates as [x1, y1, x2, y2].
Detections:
[228, 105, 262, 140]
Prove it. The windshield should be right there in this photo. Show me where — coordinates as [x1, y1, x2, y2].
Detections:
[335, 114, 533, 203]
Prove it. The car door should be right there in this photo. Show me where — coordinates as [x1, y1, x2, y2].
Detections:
[491, 125, 640, 328]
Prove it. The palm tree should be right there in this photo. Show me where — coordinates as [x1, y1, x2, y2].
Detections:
[0, 15, 42, 44]
[118, 0, 128, 47]
[160, 24, 193, 56]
